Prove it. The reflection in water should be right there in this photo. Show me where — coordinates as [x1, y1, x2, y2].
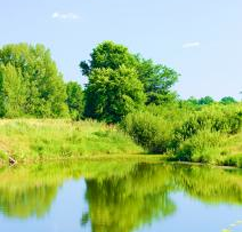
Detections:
[0, 185, 58, 218]
[1, 161, 242, 232]
[0, 161, 138, 219]
[173, 165, 242, 204]
[83, 164, 176, 232]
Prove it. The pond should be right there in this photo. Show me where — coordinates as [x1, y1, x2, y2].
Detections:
[0, 161, 242, 232]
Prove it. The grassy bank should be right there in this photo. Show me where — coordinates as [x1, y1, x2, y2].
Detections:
[2, 104, 242, 169]
[0, 119, 143, 164]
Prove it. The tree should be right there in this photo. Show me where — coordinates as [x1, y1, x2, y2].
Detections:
[84, 66, 146, 123]
[0, 64, 26, 117]
[220, 96, 237, 105]
[80, 41, 136, 76]
[80, 41, 179, 120]
[0, 43, 68, 118]
[66, 82, 84, 120]
[135, 55, 179, 104]
[186, 96, 199, 105]
[198, 96, 215, 105]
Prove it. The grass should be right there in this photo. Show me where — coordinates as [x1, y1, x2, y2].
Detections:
[0, 119, 144, 164]
[1, 115, 242, 169]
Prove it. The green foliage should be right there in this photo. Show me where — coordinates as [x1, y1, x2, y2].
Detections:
[122, 103, 242, 167]
[80, 41, 137, 75]
[135, 55, 179, 105]
[220, 96, 237, 105]
[184, 96, 216, 107]
[0, 43, 68, 118]
[66, 81, 84, 120]
[186, 96, 199, 105]
[122, 111, 172, 153]
[175, 130, 222, 163]
[198, 96, 215, 105]
[174, 105, 242, 144]
[0, 64, 26, 117]
[80, 41, 179, 123]
[84, 66, 146, 123]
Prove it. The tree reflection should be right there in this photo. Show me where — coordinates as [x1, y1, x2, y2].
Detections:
[82, 163, 242, 232]
[1, 161, 242, 232]
[82, 164, 177, 232]
[0, 185, 58, 218]
[0, 161, 137, 219]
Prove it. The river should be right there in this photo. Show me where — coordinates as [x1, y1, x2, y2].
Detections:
[0, 161, 241, 232]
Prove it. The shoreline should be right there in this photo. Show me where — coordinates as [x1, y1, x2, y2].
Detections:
[1, 154, 241, 171]
[1, 119, 242, 170]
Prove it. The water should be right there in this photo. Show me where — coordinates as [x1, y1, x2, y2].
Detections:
[0, 161, 242, 232]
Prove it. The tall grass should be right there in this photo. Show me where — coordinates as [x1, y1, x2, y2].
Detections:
[0, 119, 143, 163]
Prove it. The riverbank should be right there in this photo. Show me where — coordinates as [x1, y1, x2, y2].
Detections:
[1, 118, 242, 169]
[0, 119, 144, 165]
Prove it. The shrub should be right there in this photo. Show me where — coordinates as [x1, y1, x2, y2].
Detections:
[122, 104, 242, 167]
[175, 130, 222, 163]
[122, 112, 172, 153]
[222, 154, 242, 168]
[174, 105, 242, 146]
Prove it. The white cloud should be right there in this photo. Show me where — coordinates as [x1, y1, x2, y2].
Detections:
[52, 12, 80, 20]
[182, 42, 201, 49]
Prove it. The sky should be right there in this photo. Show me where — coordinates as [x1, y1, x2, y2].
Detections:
[0, 0, 241, 100]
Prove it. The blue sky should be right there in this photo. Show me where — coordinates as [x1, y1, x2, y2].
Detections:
[0, 0, 241, 100]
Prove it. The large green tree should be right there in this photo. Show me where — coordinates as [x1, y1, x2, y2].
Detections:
[80, 41, 178, 122]
[0, 43, 68, 118]
[84, 66, 146, 123]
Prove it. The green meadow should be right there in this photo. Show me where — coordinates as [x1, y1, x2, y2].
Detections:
[0, 119, 144, 165]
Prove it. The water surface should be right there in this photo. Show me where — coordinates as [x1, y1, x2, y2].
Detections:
[0, 161, 242, 232]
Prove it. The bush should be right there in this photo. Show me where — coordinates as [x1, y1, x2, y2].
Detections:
[222, 154, 242, 168]
[174, 105, 242, 146]
[122, 112, 172, 153]
[122, 104, 242, 167]
[175, 130, 222, 163]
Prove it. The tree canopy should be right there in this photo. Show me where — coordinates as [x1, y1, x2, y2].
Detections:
[135, 55, 178, 104]
[80, 41, 179, 122]
[0, 43, 68, 118]
[220, 96, 237, 105]
[84, 66, 146, 123]
[198, 96, 215, 105]
[0, 41, 238, 123]
[80, 41, 137, 76]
